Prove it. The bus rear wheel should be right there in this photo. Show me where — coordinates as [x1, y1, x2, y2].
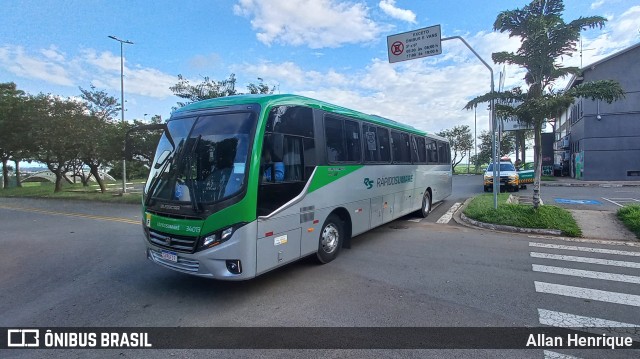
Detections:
[420, 191, 432, 218]
[316, 214, 343, 264]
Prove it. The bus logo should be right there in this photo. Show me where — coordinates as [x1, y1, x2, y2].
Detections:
[363, 178, 374, 189]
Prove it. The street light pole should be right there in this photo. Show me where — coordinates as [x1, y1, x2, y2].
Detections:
[108, 35, 133, 194]
[442, 36, 497, 209]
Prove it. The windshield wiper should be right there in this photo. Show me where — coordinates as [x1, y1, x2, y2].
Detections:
[144, 155, 172, 207]
[187, 135, 203, 213]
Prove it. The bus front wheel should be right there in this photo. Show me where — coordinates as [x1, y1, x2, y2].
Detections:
[316, 214, 343, 264]
[420, 191, 432, 218]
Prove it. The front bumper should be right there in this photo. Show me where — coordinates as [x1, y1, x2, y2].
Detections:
[144, 221, 258, 280]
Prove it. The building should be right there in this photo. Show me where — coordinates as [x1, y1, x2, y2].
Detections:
[554, 42, 640, 180]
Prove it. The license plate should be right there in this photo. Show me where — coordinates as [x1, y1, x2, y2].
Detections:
[161, 250, 178, 262]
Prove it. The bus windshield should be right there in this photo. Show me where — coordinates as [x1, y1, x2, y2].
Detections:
[145, 111, 257, 210]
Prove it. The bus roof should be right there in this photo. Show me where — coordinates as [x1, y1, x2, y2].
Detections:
[174, 94, 445, 140]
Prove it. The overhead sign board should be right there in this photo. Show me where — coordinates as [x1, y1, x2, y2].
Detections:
[387, 25, 442, 63]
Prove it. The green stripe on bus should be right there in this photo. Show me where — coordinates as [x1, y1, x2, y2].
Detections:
[307, 165, 363, 193]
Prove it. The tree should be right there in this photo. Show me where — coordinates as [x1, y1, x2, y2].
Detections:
[0, 82, 30, 188]
[465, 0, 624, 208]
[436, 125, 473, 172]
[170, 74, 275, 109]
[247, 78, 275, 94]
[472, 130, 515, 168]
[170, 74, 238, 108]
[29, 95, 84, 192]
[78, 86, 121, 193]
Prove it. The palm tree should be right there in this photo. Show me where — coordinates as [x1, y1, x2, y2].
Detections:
[465, 0, 624, 208]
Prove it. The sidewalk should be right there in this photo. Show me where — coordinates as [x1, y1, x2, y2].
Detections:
[541, 176, 640, 187]
[454, 195, 639, 242]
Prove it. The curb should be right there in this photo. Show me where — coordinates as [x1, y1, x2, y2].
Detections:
[453, 197, 563, 236]
[541, 182, 640, 188]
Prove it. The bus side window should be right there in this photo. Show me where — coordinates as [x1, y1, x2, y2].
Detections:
[426, 139, 438, 164]
[325, 116, 345, 162]
[377, 127, 391, 163]
[412, 136, 427, 164]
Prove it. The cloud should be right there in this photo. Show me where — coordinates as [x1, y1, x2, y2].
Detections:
[590, 0, 606, 9]
[0, 45, 73, 86]
[0, 45, 176, 99]
[233, 0, 387, 48]
[378, 0, 416, 23]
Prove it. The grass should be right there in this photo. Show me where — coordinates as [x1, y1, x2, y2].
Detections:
[453, 164, 483, 175]
[463, 193, 582, 237]
[617, 205, 640, 239]
[0, 182, 142, 204]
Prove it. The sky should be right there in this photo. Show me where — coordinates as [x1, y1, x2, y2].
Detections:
[1, 0, 639, 141]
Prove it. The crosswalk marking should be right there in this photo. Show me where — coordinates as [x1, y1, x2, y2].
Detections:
[534, 281, 640, 307]
[538, 309, 639, 327]
[532, 264, 640, 284]
[436, 202, 461, 224]
[543, 350, 582, 359]
[529, 242, 640, 257]
[530, 252, 640, 269]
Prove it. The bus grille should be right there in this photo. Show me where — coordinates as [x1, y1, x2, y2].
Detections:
[148, 229, 198, 253]
[148, 248, 199, 273]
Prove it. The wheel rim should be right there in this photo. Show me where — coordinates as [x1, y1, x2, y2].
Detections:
[321, 223, 339, 254]
[423, 195, 431, 213]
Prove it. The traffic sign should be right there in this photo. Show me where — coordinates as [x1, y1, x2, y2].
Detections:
[387, 25, 442, 63]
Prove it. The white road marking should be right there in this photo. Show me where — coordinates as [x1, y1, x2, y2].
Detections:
[530, 252, 640, 269]
[527, 235, 640, 248]
[407, 202, 444, 223]
[532, 264, 640, 284]
[436, 202, 461, 224]
[538, 309, 639, 327]
[534, 282, 640, 307]
[529, 242, 640, 257]
[543, 351, 581, 359]
[601, 197, 640, 207]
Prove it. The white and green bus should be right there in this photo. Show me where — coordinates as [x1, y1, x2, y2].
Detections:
[143, 94, 452, 280]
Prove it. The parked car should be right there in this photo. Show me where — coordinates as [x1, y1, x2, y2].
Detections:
[517, 162, 535, 189]
[483, 161, 519, 192]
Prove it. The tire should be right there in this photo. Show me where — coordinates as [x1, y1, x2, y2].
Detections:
[513, 185, 519, 192]
[316, 214, 343, 264]
[483, 186, 489, 192]
[420, 191, 432, 218]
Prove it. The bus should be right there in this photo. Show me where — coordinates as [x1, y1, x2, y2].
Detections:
[142, 94, 452, 280]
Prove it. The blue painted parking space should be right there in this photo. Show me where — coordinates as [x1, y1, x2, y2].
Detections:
[554, 198, 602, 205]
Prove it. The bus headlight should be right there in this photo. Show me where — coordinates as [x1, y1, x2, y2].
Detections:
[203, 234, 218, 247]
[221, 227, 234, 241]
[198, 223, 247, 251]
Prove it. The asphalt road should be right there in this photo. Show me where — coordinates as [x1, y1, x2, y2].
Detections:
[1, 177, 639, 358]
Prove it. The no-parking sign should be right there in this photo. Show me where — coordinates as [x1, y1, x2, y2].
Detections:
[387, 25, 442, 63]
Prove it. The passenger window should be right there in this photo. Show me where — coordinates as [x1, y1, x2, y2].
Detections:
[426, 139, 438, 164]
[377, 127, 391, 163]
[344, 120, 361, 162]
[363, 124, 378, 162]
[391, 131, 411, 163]
[412, 136, 427, 164]
[437, 141, 449, 165]
[325, 117, 345, 162]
